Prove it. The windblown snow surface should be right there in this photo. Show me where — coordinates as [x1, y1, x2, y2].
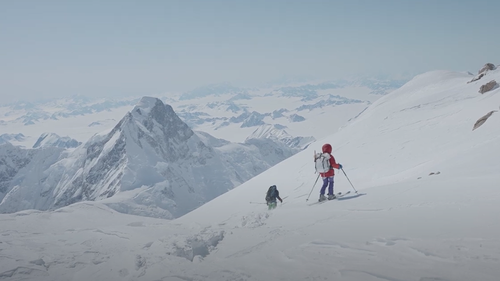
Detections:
[1, 69, 500, 281]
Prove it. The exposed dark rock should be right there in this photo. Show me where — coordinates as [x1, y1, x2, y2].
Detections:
[479, 80, 498, 94]
[473, 110, 497, 131]
[478, 63, 496, 74]
[467, 73, 485, 84]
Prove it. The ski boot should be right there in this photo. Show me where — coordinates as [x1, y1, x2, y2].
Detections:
[319, 194, 327, 202]
[327, 194, 336, 200]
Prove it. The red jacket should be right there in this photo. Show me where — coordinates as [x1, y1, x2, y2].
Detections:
[320, 143, 340, 177]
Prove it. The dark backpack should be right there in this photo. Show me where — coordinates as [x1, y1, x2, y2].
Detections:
[265, 185, 277, 202]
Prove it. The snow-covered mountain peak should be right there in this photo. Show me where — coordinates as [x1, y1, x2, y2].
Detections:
[249, 124, 290, 139]
[0, 133, 25, 145]
[246, 124, 315, 149]
[132, 96, 164, 117]
[122, 97, 195, 164]
[130, 97, 192, 137]
[32, 132, 81, 149]
[0, 97, 299, 219]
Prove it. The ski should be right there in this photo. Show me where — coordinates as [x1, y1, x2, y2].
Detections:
[308, 191, 351, 206]
[336, 191, 351, 199]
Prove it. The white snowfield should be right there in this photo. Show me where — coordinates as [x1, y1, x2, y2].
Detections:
[1, 69, 500, 281]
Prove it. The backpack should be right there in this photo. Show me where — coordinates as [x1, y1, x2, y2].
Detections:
[265, 185, 277, 202]
[314, 152, 331, 173]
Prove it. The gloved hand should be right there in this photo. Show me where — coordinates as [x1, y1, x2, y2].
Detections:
[338, 164, 343, 169]
[279, 198, 283, 203]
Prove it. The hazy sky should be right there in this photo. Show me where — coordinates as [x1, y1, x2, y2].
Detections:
[1, 0, 499, 102]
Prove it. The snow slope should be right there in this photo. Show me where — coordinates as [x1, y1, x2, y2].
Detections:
[1, 69, 499, 281]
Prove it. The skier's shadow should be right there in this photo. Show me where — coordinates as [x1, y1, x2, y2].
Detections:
[337, 193, 366, 201]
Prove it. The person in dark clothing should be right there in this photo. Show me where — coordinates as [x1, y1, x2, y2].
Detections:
[265, 185, 283, 210]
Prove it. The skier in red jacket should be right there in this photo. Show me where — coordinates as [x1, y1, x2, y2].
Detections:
[319, 143, 342, 201]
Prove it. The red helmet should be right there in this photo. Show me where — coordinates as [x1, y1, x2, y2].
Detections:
[322, 143, 332, 153]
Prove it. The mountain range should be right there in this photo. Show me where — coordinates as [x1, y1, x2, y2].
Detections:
[0, 97, 298, 218]
[0, 77, 404, 148]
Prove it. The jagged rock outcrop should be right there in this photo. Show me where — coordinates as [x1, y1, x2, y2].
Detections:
[473, 110, 497, 131]
[468, 63, 497, 84]
[478, 63, 497, 74]
[468, 72, 486, 84]
[479, 80, 498, 94]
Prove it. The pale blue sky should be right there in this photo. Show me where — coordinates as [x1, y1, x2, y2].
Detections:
[1, 0, 499, 102]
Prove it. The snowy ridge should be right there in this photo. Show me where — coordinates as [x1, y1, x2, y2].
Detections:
[0, 133, 25, 145]
[32, 132, 81, 149]
[0, 143, 65, 209]
[246, 124, 315, 149]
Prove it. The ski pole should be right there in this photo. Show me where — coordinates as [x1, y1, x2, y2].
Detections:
[341, 168, 358, 193]
[306, 173, 321, 201]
